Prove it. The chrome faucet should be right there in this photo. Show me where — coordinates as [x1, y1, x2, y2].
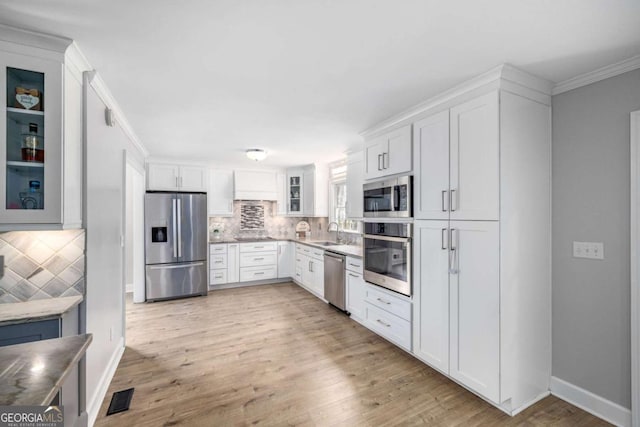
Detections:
[327, 221, 344, 243]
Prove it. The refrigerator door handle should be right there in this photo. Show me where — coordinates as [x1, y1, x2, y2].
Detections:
[177, 198, 182, 258]
[149, 262, 205, 270]
[172, 198, 178, 258]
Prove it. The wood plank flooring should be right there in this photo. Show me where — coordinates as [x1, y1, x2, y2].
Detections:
[95, 283, 609, 426]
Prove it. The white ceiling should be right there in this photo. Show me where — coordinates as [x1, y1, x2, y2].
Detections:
[1, 0, 639, 168]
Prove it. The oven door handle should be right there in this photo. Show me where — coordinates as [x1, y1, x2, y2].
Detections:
[364, 234, 410, 243]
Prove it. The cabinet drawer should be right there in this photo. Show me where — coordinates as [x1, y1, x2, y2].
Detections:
[240, 266, 277, 282]
[297, 244, 312, 255]
[364, 303, 411, 351]
[310, 248, 324, 260]
[346, 256, 363, 274]
[296, 244, 323, 260]
[210, 254, 228, 269]
[365, 284, 411, 321]
[239, 252, 277, 267]
[240, 242, 278, 253]
[210, 244, 227, 254]
[210, 269, 227, 285]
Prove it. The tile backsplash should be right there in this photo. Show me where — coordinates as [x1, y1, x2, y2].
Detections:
[0, 230, 85, 303]
[209, 201, 361, 245]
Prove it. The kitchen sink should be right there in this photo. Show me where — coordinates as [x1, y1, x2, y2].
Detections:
[313, 241, 341, 246]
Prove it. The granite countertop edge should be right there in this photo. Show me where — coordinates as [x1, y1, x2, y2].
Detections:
[0, 333, 92, 406]
[209, 237, 363, 258]
[0, 295, 83, 326]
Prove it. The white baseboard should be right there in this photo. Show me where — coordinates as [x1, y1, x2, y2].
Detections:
[550, 376, 631, 427]
[508, 390, 551, 416]
[87, 338, 125, 427]
[125, 283, 133, 293]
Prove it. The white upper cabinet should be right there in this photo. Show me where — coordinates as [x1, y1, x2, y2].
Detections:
[413, 111, 450, 220]
[0, 35, 83, 230]
[287, 169, 303, 214]
[147, 162, 207, 192]
[208, 169, 234, 216]
[414, 92, 499, 221]
[147, 163, 179, 190]
[287, 164, 327, 217]
[364, 124, 411, 180]
[303, 164, 328, 217]
[449, 92, 499, 221]
[346, 151, 364, 219]
[179, 165, 208, 192]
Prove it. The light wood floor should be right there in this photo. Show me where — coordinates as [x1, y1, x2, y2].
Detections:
[95, 283, 609, 426]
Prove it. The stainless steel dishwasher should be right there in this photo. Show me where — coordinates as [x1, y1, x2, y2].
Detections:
[324, 251, 346, 311]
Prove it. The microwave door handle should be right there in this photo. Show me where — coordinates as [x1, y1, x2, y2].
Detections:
[393, 185, 400, 211]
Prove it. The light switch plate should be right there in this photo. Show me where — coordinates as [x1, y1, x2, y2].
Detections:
[573, 241, 604, 260]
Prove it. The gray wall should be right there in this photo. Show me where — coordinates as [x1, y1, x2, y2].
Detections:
[552, 68, 640, 408]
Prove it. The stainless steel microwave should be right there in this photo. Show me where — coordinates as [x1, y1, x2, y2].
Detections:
[363, 175, 412, 218]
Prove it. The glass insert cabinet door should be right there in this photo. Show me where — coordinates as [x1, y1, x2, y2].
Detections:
[289, 175, 301, 213]
[1, 53, 62, 224]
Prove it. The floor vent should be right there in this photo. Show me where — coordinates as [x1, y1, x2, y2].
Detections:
[106, 387, 135, 416]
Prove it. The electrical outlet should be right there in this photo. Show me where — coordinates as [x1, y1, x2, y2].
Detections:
[573, 241, 604, 260]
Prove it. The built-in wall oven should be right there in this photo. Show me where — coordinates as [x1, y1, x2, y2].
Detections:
[363, 222, 411, 297]
[363, 175, 412, 218]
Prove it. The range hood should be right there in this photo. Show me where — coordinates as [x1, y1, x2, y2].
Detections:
[234, 170, 277, 201]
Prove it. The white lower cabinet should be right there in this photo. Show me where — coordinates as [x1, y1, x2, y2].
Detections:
[227, 244, 239, 283]
[277, 241, 294, 278]
[294, 243, 324, 298]
[239, 265, 277, 282]
[209, 243, 228, 286]
[346, 256, 365, 321]
[239, 242, 278, 282]
[413, 220, 500, 403]
[362, 284, 411, 351]
[209, 243, 239, 285]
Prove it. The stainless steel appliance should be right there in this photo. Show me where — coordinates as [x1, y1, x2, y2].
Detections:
[363, 222, 411, 296]
[363, 175, 412, 218]
[324, 251, 346, 311]
[145, 192, 208, 301]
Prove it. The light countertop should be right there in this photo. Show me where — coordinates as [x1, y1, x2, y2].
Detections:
[0, 296, 83, 326]
[209, 237, 363, 259]
[0, 334, 92, 406]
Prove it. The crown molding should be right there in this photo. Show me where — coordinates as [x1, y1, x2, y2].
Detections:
[360, 63, 552, 139]
[0, 23, 71, 53]
[65, 42, 93, 85]
[552, 54, 640, 95]
[87, 71, 149, 158]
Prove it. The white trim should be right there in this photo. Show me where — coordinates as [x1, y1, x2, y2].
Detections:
[631, 110, 640, 427]
[86, 72, 149, 158]
[550, 376, 631, 427]
[65, 42, 93, 85]
[508, 391, 551, 416]
[359, 63, 552, 138]
[86, 337, 125, 427]
[0, 23, 71, 53]
[552, 54, 640, 95]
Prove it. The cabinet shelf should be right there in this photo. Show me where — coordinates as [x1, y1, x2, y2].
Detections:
[6, 107, 44, 116]
[7, 161, 44, 168]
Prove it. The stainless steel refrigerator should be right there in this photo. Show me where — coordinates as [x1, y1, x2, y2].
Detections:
[144, 192, 208, 301]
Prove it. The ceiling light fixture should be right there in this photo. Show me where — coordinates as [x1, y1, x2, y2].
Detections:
[246, 149, 267, 161]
